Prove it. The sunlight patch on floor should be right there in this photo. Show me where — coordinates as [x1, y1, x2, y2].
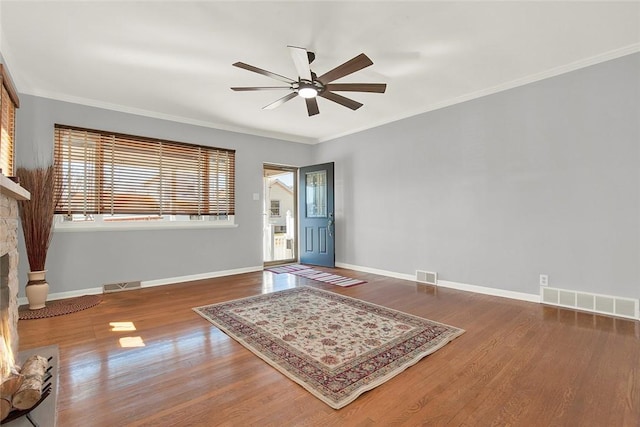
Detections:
[119, 336, 145, 348]
[109, 321, 136, 332]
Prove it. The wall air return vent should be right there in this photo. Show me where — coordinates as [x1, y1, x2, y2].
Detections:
[103, 281, 141, 293]
[416, 270, 438, 285]
[541, 286, 639, 320]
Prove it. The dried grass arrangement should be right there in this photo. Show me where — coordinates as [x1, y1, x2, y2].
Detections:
[16, 166, 59, 272]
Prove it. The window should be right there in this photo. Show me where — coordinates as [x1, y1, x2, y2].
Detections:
[54, 125, 235, 227]
[0, 64, 19, 177]
[305, 170, 327, 218]
[270, 200, 281, 217]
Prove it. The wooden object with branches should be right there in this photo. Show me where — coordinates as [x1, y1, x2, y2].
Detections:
[15, 166, 59, 272]
[15, 165, 60, 308]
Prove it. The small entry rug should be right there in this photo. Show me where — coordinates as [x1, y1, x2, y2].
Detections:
[193, 287, 464, 409]
[265, 264, 366, 287]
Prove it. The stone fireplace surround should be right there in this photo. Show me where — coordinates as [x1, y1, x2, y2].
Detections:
[1, 174, 30, 362]
[1, 176, 59, 427]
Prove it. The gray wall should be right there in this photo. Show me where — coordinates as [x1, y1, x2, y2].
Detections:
[15, 95, 313, 294]
[314, 53, 640, 299]
[13, 54, 640, 301]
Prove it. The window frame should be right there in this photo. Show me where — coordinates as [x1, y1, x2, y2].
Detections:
[53, 124, 236, 230]
[0, 64, 19, 177]
[53, 213, 237, 232]
[270, 199, 281, 217]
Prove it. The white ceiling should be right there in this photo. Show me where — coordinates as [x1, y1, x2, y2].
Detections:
[1, 1, 639, 144]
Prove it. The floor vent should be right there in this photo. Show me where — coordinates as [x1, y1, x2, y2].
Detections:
[416, 270, 438, 285]
[103, 281, 142, 293]
[541, 286, 639, 320]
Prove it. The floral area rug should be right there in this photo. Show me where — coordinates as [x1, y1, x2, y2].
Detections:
[265, 264, 366, 287]
[193, 287, 464, 409]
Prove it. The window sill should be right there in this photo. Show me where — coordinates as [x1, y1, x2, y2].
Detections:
[54, 222, 238, 232]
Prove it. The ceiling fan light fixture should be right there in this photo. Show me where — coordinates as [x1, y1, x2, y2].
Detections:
[298, 86, 318, 98]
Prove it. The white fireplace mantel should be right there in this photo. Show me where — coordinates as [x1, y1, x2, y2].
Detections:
[0, 174, 30, 202]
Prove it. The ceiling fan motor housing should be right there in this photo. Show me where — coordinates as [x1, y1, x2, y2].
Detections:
[295, 80, 325, 97]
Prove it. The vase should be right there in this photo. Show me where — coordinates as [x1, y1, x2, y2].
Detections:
[26, 270, 49, 310]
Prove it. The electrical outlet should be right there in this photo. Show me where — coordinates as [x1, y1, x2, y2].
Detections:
[539, 274, 549, 287]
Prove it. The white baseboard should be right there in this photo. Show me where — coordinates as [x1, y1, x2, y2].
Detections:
[336, 262, 415, 282]
[437, 280, 540, 303]
[336, 262, 540, 304]
[141, 265, 263, 287]
[17, 265, 264, 305]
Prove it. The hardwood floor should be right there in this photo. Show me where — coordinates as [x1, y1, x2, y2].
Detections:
[16, 268, 640, 426]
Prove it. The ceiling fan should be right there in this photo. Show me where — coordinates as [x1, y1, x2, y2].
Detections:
[231, 46, 386, 117]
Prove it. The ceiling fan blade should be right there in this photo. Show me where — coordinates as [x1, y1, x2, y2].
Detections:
[263, 92, 298, 110]
[325, 83, 386, 93]
[305, 98, 319, 116]
[288, 46, 312, 81]
[233, 62, 296, 84]
[317, 53, 373, 84]
[319, 91, 363, 111]
[231, 87, 291, 91]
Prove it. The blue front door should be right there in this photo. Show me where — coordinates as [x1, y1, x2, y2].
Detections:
[299, 162, 335, 267]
